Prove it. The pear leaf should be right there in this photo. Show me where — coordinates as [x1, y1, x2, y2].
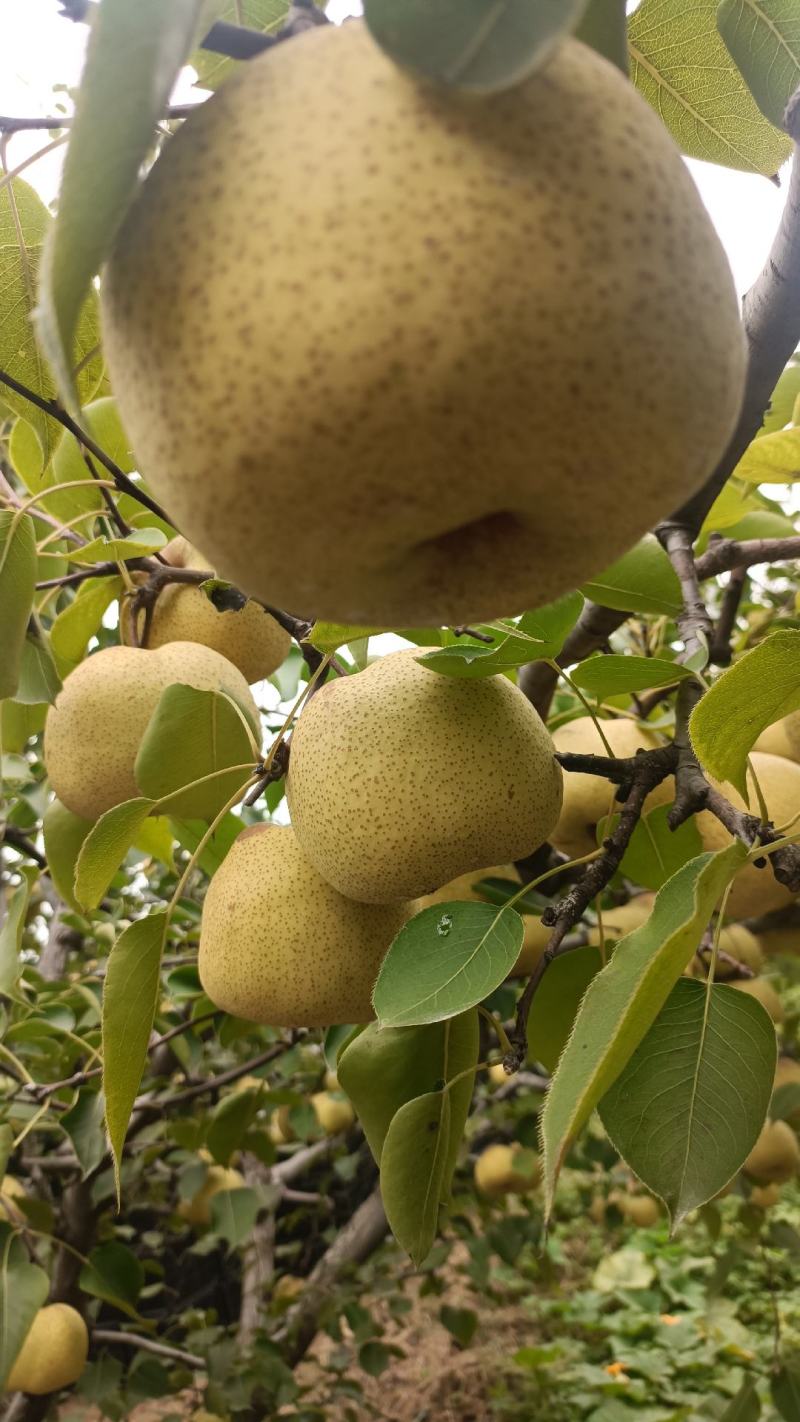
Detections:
[380, 1090, 451, 1266]
[103, 912, 169, 1194]
[75, 798, 155, 911]
[0, 512, 37, 701]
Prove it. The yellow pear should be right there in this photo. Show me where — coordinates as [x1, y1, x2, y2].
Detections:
[311, 1091, 355, 1135]
[696, 753, 800, 919]
[750, 1182, 781, 1209]
[730, 976, 785, 1025]
[121, 542, 290, 684]
[754, 720, 799, 762]
[474, 1143, 541, 1198]
[616, 1193, 660, 1228]
[101, 23, 744, 629]
[743, 1120, 800, 1184]
[551, 719, 671, 860]
[178, 1164, 245, 1226]
[0, 1174, 26, 1217]
[43, 642, 259, 820]
[775, 1057, 800, 1090]
[269, 1105, 296, 1145]
[488, 1062, 509, 1087]
[198, 824, 409, 1025]
[286, 649, 562, 903]
[687, 924, 764, 981]
[415, 863, 550, 976]
[587, 894, 655, 945]
[6, 1303, 89, 1394]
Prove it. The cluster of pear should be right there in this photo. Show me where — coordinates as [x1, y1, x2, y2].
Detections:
[198, 648, 564, 1026]
[100, 21, 745, 631]
[43, 536, 288, 823]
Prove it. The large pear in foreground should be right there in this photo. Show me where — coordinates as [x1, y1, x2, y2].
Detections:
[101, 24, 745, 628]
[6, 1304, 88, 1394]
[44, 643, 259, 820]
[198, 825, 409, 1026]
[286, 649, 562, 903]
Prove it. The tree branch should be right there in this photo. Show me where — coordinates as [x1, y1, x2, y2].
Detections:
[0, 106, 200, 133]
[518, 601, 627, 719]
[91, 1329, 204, 1370]
[709, 565, 747, 666]
[696, 534, 800, 580]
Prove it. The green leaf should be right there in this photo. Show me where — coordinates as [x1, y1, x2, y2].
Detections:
[42, 798, 91, 913]
[720, 1378, 761, 1422]
[102, 912, 168, 1193]
[132, 816, 175, 870]
[571, 654, 692, 698]
[689, 629, 800, 796]
[628, 0, 791, 175]
[770, 1082, 800, 1122]
[50, 576, 124, 676]
[380, 1090, 451, 1266]
[606, 803, 704, 892]
[0, 1239, 49, 1391]
[324, 1023, 360, 1073]
[540, 841, 748, 1215]
[439, 1305, 479, 1348]
[16, 624, 61, 705]
[42, 396, 133, 525]
[190, 0, 290, 89]
[772, 1362, 800, 1421]
[417, 593, 584, 679]
[761, 360, 800, 435]
[0, 868, 37, 997]
[206, 1090, 263, 1167]
[79, 1241, 144, 1319]
[0, 1127, 12, 1181]
[526, 946, 603, 1073]
[338, 1011, 478, 1187]
[209, 1186, 259, 1247]
[599, 978, 776, 1226]
[307, 623, 391, 654]
[170, 812, 242, 876]
[373, 903, 523, 1028]
[358, 1340, 393, 1377]
[581, 536, 682, 618]
[61, 1089, 108, 1179]
[735, 427, 800, 483]
[135, 685, 257, 820]
[35, 0, 211, 407]
[0, 700, 46, 753]
[363, 0, 588, 93]
[69, 529, 167, 566]
[0, 178, 102, 462]
[75, 798, 155, 911]
[575, 0, 627, 71]
[0, 513, 37, 702]
[718, 0, 800, 131]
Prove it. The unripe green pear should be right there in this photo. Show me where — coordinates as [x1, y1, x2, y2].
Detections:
[198, 824, 410, 1025]
[6, 1304, 88, 1394]
[101, 24, 744, 628]
[310, 1091, 355, 1135]
[43, 642, 259, 821]
[744, 1120, 800, 1184]
[551, 718, 671, 860]
[178, 1164, 245, 1227]
[474, 1143, 541, 1198]
[287, 649, 562, 903]
[121, 541, 290, 684]
[696, 754, 800, 919]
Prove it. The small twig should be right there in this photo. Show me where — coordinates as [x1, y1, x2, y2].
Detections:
[1, 827, 47, 869]
[243, 740, 291, 806]
[709, 566, 747, 666]
[507, 745, 678, 1066]
[142, 1042, 291, 1110]
[91, 1329, 204, 1370]
[0, 105, 200, 133]
[655, 519, 712, 661]
[696, 535, 800, 580]
[0, 367, 171, 525]
[451, 625, 495, 644]
[22, 1010, 219, 1100]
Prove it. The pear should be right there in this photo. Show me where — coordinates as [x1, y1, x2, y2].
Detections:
[551, 718, 671, 860]
[616, 1193, 660, 1228]
[750, 1182, 781, 1209]
[310, 1091, 355, 1135]
[269, 1105, 296, 1145]
[286, 649, 562, 903]
[474, 1143, 541, 1198]
[198, 824, 409, 1026]
[101, 23, 744, 628]
[178, 1164, 245, 1226]
[730, 976, 785, 1025]
[0, 1174, 26, 1217]
[587, 894, 655, 945]
[696, 753, 800, 919]
[43, 642, 259, 821]
[754, 719, 799, 762]
[488, 1062, 509, 1086]
[121, 540, 290, 684]
[743, 1120, 800, 1184]
[323, 1069, 340, 1092]
[272, 1274, 305, 1307]
[686, 923, 764, 981]
[6, 1304, 89, 1395]
[415, 864, 550, 976]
